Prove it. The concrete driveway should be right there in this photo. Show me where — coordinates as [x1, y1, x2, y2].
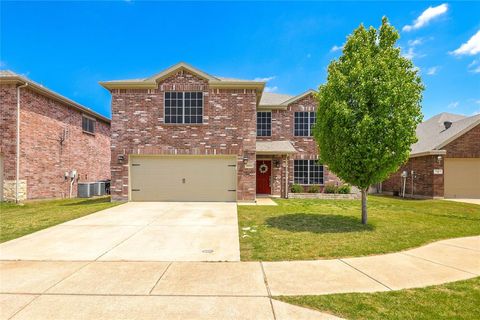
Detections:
[0, 202, 240, 262]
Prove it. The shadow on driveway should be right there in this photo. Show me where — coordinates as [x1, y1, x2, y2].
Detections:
[266, 213, 374, 233]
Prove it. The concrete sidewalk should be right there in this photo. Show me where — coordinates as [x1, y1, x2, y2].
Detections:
[1, 236, 478, 319]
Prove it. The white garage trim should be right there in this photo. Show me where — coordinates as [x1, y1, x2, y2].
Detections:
[128, 155, 238, 202]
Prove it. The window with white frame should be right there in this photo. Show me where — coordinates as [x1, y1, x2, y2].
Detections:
[82, 115, 95, 134]
[294, 160, 324, 184]
[257, 111, 272, 136]
[164, 92, 203, 124]
[294, 111, 316, 136]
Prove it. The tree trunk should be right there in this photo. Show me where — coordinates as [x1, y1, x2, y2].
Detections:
[361, 188, 368, 225]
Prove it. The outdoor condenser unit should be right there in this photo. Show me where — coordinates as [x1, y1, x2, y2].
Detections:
[78, 183, 92, 198]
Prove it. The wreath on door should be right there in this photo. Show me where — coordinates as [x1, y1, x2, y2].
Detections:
[259, 163, 269, 174]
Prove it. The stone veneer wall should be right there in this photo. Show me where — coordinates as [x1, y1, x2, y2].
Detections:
[109, 70, 258, 201]
[0, 84, 111, 200]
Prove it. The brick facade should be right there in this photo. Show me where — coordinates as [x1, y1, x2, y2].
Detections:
[109, 70, 257, 201]
[381, 123, 479, 198]
[0, 84, 111, 200]
[257, 94, 342, 196]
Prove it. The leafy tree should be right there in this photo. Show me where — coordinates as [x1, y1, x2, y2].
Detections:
[313, 17, 424, 224]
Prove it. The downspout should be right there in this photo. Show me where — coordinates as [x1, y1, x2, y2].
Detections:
[16, 82, 28, 203]
[285, 155, 289, 199]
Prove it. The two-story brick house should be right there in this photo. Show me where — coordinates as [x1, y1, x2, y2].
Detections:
[0, 71, 111, 201]
[100, 62, 341, 202]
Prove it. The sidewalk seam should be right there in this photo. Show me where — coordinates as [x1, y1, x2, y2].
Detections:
[400, 252, 479, 276]
[260, 262, 277, 320]
[437, 242, 480, 252]
[148, 262, 172, 294]
[339, 259, 393, 291]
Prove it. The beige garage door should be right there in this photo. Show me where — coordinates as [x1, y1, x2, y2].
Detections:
[444, 158, 480, 199]
[130, 156, 237, 201]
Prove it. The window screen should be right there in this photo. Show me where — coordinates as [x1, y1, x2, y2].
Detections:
[294, 159, 324, 184]
[165, 92, 203, 124]
[257, 111, 272, 137]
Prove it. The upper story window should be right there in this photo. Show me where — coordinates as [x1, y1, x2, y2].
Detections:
[257, 111, 272, 137]
[82, 115, 95, 134]
[294, 160, 324, 185]
[294, 111, 316, 136]
[164, 92, 203, 124]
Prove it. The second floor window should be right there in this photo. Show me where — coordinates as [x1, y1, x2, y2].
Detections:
[82, 115, 95, 134]
[164, 92, 203, 124]
[257, 111, 271, 136]
[294, 111, 316, 136]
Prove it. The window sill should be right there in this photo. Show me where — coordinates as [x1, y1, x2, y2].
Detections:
[82, 130, 95, 136]
[162, 123, 205, 126]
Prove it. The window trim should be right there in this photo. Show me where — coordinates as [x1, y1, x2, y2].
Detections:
[163, 91, 204, 125]
[256, 111, 272, 137]
[82, 114, 96, 135]
[293, 159, 324, 185]
[293, 111, 316, 137]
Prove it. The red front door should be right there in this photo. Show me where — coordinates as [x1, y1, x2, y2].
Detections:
[256, 160, 272, 194]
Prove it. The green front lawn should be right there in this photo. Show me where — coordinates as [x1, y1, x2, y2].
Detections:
[0, 197, 120, 242]
[278, 277, 480, 320]
[238, 195, 480, 260]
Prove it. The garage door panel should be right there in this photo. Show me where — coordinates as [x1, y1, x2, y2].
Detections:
[445, 158, 480, 199]
[130, 156, 237, 201]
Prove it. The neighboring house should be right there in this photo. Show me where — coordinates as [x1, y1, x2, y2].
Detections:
[100, 62, 342, 202]
[382, 112, 480, 199]
[0, 71, 111, 201]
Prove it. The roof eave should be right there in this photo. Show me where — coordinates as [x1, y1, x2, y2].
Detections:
[99, 81, 157, 90]
[1, 76, 111, 124]
[409, 150, 447, 158]
[280, 89, 317, 106]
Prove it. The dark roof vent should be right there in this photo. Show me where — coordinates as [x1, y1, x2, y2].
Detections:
[444, 121, 452, 130]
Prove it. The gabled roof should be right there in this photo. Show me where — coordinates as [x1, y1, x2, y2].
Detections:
[259, 89, 316, 109]
[0, 70, 110, 123]
[99, 62, 266, 93]
[410, 112, 480, 157]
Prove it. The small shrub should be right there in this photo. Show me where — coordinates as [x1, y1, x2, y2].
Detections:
[324, 183, 338, 194]
[338, 184, 351, 194]
[308, 185, 320, 193]
[291, 184, 303, 193]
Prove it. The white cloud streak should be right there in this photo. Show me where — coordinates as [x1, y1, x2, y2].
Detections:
[403, 4, 448, 32]
[253, 76, 276, 82]
[264, 86, 278, 93]
[426, 66, 439, 75]
[451, 30, 480, 56]
[330, 45, 342, 53]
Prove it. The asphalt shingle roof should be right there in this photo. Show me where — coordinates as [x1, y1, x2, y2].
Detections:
[411, 112, 480, 155]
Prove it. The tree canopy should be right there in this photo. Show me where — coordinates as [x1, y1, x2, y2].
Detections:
[313, 17, 424, 223]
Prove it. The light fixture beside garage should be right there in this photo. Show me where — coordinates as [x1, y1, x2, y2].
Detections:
[117, 154, 125, 164]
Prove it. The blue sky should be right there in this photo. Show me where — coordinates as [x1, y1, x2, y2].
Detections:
[1, 1, 479, 119]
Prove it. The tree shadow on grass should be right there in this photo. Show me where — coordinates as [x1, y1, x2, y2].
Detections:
[266, 213, 374, 234]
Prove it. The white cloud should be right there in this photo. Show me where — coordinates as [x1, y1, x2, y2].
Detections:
[468, 59, 480, 73]
[447, 101, 459, 109]
[253, 76, 276, 82]
[330, 45, 342, 53]
[403, 3, 448, 32]
[451, 30, 480, 56]
[403, 47, 416, 60]
[408, 38, 423, 46]
[264, 86, 278, 93]
[426, 66, 439, 75]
